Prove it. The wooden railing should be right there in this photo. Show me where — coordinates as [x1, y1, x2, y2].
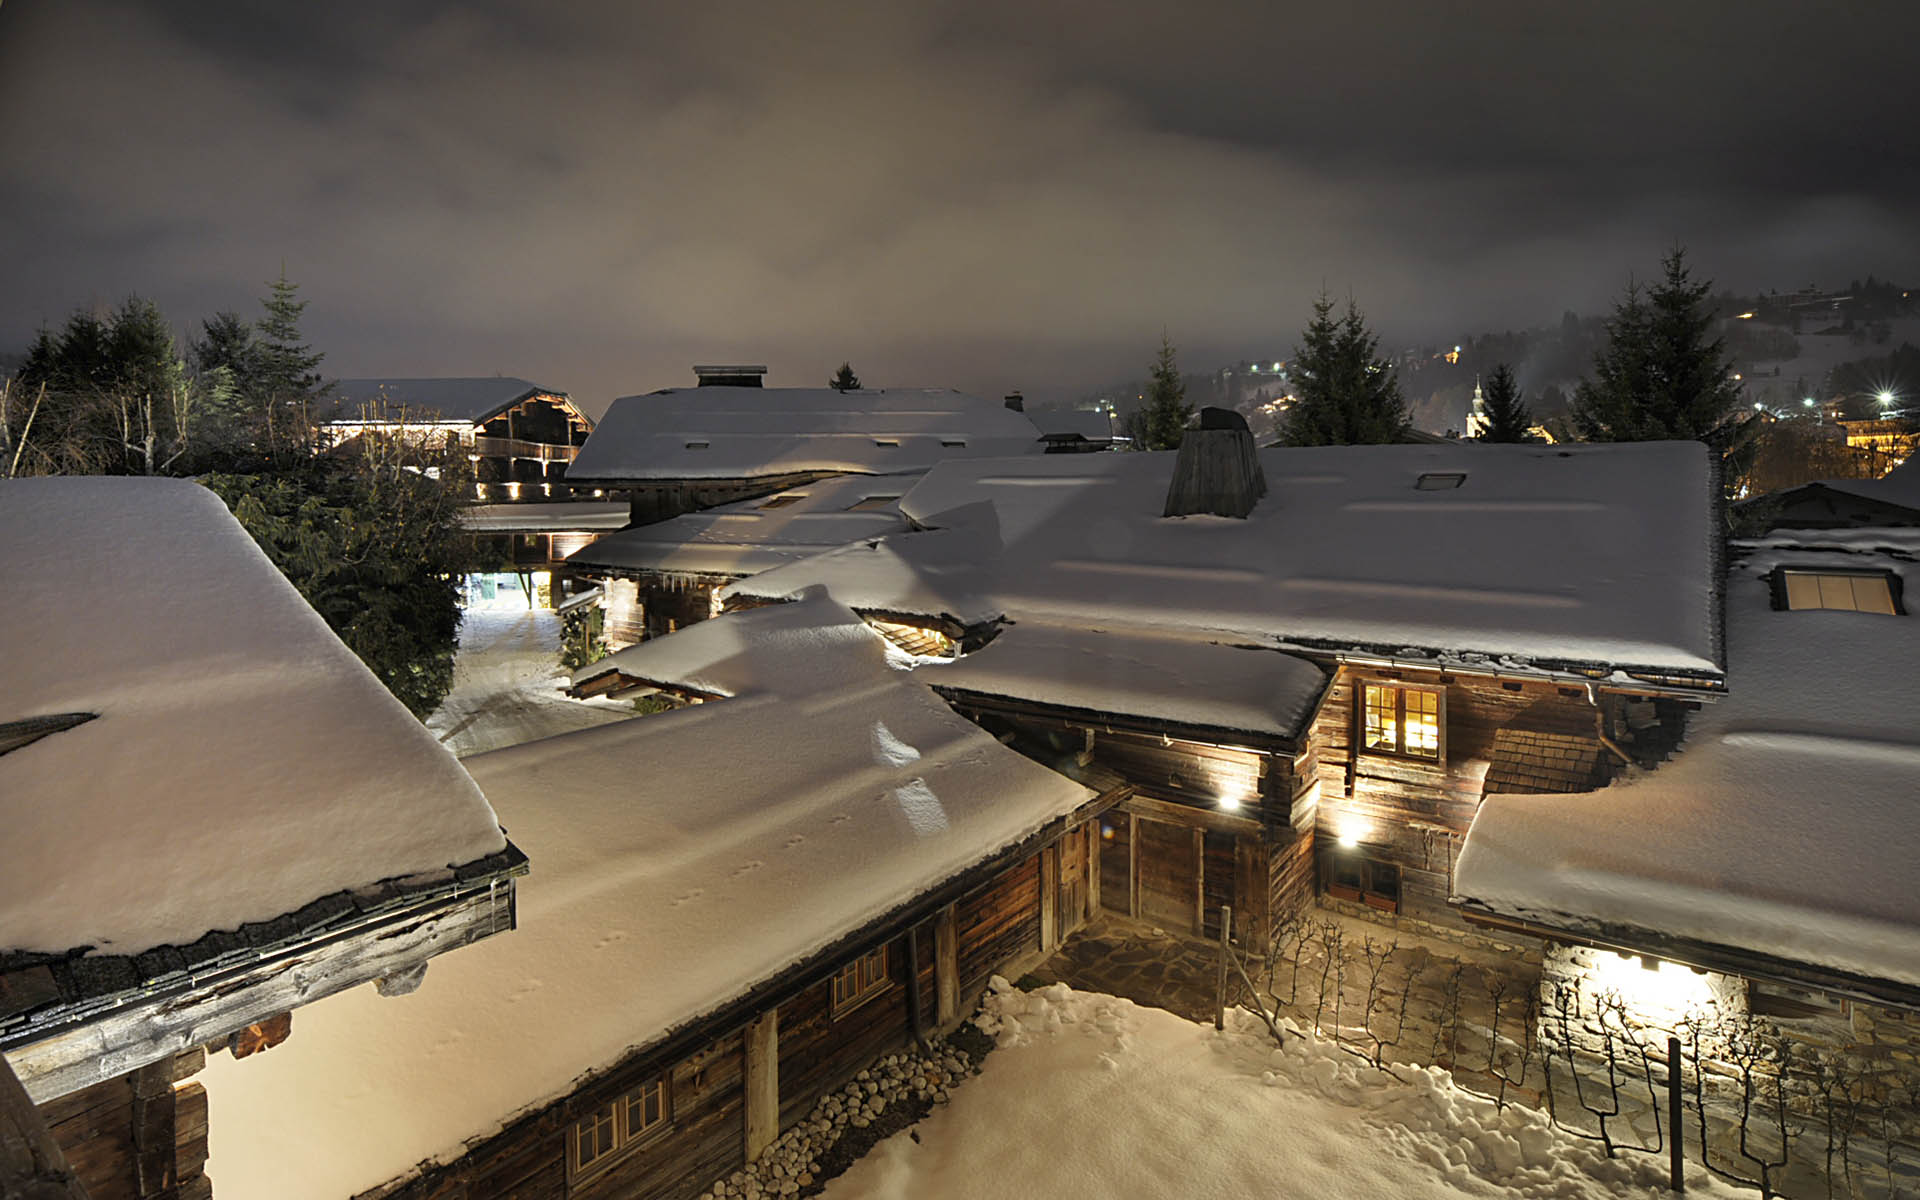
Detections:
[472, 436, 577, 461]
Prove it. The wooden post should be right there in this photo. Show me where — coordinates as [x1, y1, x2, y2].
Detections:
[1215, 906, 1232, 1032]
[907, 927, 926, 1047]
[1086, 822, 1101, 916]
[1193, 828, 1206, 936]
[1, 1054, 90, 1200]
[934, 904, 959, 1027]
[1039, 845, 1059, 954]
[1127, 814, 1140, 920]
[131, 1059, 176, 1197]
[1668, 1035, 1684, 1193]
[744, 1009, 779, 1164]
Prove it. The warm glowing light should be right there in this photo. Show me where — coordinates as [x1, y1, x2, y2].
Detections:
[1583, 950, 1718, 1024]
[1736, 311, 1755, 319]
[1333, 808, 1371, 848]
[1879, 390, 1897, 405]
[1218, 793, 1242, 811]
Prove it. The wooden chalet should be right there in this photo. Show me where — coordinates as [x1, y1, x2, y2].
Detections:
[562, 475, 921, 650]
[0, 478, 523, 1200]
[721, 435, 1727, 948]
[1734, 455, 1920, 532]
[458, 501, 631, 610]
[200, 596, 1112, 1200]
[562, 367, 1043, 527]
[318, 378, 596, 502]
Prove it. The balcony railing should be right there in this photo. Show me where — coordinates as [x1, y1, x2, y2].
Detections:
[473, 436, 578, 461]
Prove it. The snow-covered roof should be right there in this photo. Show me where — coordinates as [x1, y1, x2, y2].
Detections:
[459, 501, 631, 533]
[199, 592, 1093, 1199]
[728, 442, 1724, 680]
[920, 622, 1328, 741]
[320, 377, 571, 425]
[565, 386, 1043, 482]
[0, 477, 506, 957]
[574, 585, 914, 696]
[1455, 527, 1920, 989]
[1809, 456, 1920, 513]
[564, 474, 914, 579]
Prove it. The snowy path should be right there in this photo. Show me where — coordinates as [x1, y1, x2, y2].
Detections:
[425, 608, 634, 758]
[825, 981, 1752, 1200]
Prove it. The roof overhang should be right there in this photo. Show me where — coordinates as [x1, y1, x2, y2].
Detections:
[3, 848, 528, 1103]
[1455, 899, 1920, 1014]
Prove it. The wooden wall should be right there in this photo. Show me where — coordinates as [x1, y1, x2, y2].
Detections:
[40, 1049, 208, 1200]
[377, 842, 1064, 1200]
[1308, 667, 1664, 930]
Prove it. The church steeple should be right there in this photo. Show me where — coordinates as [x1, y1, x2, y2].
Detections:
[1467, 374, 1489, 438]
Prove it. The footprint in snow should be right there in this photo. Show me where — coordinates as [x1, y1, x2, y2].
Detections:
[671, 888, 705, 906]
[828, 813, 851, 825]
[784, 835, 805, 849]
[732, 860, 764, 877]
[595, 931, 628, 951]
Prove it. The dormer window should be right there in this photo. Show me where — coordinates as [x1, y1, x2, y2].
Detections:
[1415, 472, 1466, 490]
[1773, 568, 1901, 615]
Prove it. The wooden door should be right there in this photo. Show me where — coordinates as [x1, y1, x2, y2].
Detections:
[1136, 818, 1198, 932]
[1098, 815, 1132, 916]
[1057, 825, 1087, 941]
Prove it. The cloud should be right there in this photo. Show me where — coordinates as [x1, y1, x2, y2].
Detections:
[2, 0, 1915, 412]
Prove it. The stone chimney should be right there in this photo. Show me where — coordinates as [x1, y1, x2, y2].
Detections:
[1003, 390, 1025, 413]
[1163, 407, 1267, 519]
[693, 364, 768, 387]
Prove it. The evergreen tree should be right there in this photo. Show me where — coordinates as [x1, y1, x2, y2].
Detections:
[1279, 295, 1409, 445]
[191, 311, 264, 445]
[255, 271, 325, 408]
[1141, 335, 1192, 450]
[1478, 362, 1533, 442]
[1570, 249, 1747, 474]
[828, 361, 861, 392]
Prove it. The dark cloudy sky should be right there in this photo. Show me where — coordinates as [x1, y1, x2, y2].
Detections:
[3, 1, 1917, 414]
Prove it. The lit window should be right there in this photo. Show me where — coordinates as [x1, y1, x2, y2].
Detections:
[1360, 683, 1441, 761]
[831, 946, 891, 1017]
[1777, 569, 1899, 615]
[846, 495, 901, 512]
[1327, 855, 1401, 912]
[570, 1078, 670, 1176]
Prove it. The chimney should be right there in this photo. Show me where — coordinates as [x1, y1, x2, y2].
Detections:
[1163, 407, 1267, 519]
[1003, 390, 1025, 413]
[693, 364, 768, 387]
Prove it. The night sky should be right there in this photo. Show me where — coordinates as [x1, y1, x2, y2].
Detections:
[3, 1, 1916, 414]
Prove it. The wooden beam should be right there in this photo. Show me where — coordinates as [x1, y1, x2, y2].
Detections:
[1192, 828, 1206, 936]
[934, 906, 959, 1027]
[1118, 791, 1264, 838]
[1085, 821, 1101, 916]
[0, 1054, 89, 1200]
[1038, 846, 1059, 955]
[8, 886, 514, 1105]
[743, 1010, 778, 1164]
[1127, 814, 1140, 920]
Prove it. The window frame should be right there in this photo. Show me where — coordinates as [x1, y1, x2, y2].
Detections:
[1769, 566, 1904, 615]
[1327, 853, 1402, 913]
[568, 1077, 673, 1179]
[1355, 680, 1446, 764]
[830, 945, 893, 1018]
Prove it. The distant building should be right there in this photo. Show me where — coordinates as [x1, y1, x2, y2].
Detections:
[317, 377, 596, 502]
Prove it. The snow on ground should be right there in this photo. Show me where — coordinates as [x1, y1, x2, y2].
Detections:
[425, 607, 635, 757]
[829, 980, 1750, 1200]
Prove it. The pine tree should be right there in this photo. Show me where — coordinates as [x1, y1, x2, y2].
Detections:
[828, 361, 861, 392]
[1570, 248, 1746, 461]
[1142, 335, 1192, 450]
[255, 271, 325, 408]
[1478, 362, 1533, 442]
[1279, 295, 1409, 445]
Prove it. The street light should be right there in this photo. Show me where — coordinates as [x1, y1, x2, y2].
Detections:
[1879, 390, 1897, 407]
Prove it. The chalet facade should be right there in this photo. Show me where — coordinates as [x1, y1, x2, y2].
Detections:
[723, 436, 1726, 951]
[0, 478, 522, 1200]
[319, 377, 596, 502]
[200, 596, 1110, 1200]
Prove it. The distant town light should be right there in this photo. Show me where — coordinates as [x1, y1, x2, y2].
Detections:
[1736, 311, 1756, 319]
[1272, 361, 1282, 371]
[1879, 390, 1897, 405]
[1803, 398, 1816, 407]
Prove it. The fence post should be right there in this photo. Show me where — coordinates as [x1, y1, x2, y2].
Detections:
[1215, 905, 1232, 1031]
[1668, 1034, 1684, 1193]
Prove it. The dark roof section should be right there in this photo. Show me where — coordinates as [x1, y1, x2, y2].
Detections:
[318, 378, 574, 426]
[0, 843, 527, 1045]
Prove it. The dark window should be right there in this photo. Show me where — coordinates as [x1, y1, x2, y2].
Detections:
[685, 440, 710, 450]
[1327, 855, 1401, 913]
[831, 946, 891, 1017]
[1415, 472, 1466, 490]
[570, 1078, 671, 1177]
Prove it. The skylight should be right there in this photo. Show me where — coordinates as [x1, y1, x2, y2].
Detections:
[873, 439, 900, 448]
[1414, 472, 1467, 490]
[685, 440, 710, 450]
[1776, 568, 1900, 615]
[847, 495, 901, 512]
[758, 495, 805, 509]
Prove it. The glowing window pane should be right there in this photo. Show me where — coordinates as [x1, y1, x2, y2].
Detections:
[1362, 685, 1397, 752]
[1405, 690, 1440, 757]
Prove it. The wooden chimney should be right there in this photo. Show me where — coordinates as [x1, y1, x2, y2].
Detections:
[1163, 407, 1267, 519]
